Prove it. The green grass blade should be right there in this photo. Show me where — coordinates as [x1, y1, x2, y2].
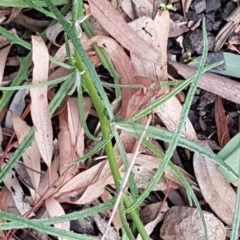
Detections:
[0, 53, 31, 112]
[114, 129, 139, 201]
[125, 18, 208, 213]
[43, 0, 113, 121]
[0, 0, 69, 7]
[77, 83, 101, 141]
[67, 133, 114, 165]
[113, 121, 237, 179]
[0, 71, 75, 91]
[0, 128, 34, 183]
[129, 61, 223, 122]
[0, 27, 72, 70]
[0, 211, 97, 240]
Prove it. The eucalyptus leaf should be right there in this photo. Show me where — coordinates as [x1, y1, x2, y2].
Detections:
[189, 52, 240, 78]
[218, 133, 240, 182]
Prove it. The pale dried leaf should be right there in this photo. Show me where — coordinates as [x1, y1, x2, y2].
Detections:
[193, 141, 236, 225]
[88, 0, 162, 63]
[5, 88, 29, 129]
[67, 97, 92, 157]
[141, 202, 169, 225]
[128, 16, 163, 81]
[160, 207, 226, 240]
[155, 97, 197, 141]
[101, 190, 122, 231]
[121, 0, 153, 19]
[0, 45, 11, 85]
[94, 214, 120, 240]
[30, 36, 52, 167]
[45, 197, 70, 240]
[169, 60, 240, 105]
[182, 0, 193, 15]
[137, 202, 168, 240]
[0, 187, 10, 239]
[12, 112, 41, 192]
[4, 169, 33, 216]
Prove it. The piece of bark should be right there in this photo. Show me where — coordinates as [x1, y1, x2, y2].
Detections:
[168, 60, 240, 104]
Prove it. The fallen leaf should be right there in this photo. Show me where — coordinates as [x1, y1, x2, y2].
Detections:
[45, 197, 70, 240]
[12, 112, 41, 192]
[0, 45, 11, 85]
[13, 12, 49, 32]
[155, 96, 197, 141]
[5, 88, 29, 129]
[94, 214, 120, 240]
[0, 187, 10, 238]
[88, 0, 162, 63]
[168, 60, 240, 105]
[160, 207, 226, 240]
[137, 202, 168, 240]
[30, 36, 53, 168]
[215, 96, 230, 148]
[121, 0, 153, 19]
[3, 168, 33, 216]
[193, 141, 236, 225]
[89, 35, 139, 118]
[141, 202, 169, 225]
[67, 97, 92, 157]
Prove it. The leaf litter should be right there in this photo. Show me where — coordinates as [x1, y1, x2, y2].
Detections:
[0, 0, 240, 239]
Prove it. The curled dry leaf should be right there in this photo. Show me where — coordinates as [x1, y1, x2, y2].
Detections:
[215, 96, 230, 148]
[0, 45, 11, 85]
[160, 207, 226, 240]
[88, 0, 162, 63]
[193, 141, 236, 225]
[30, 36, 53, 168]
[169, 60, 240, 105]
[12, 112, 41, 192]
[13, 12, 49, 32]
[45, 197, 70, 240]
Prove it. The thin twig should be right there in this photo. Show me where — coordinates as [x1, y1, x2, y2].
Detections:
[101, 115, 152, 240]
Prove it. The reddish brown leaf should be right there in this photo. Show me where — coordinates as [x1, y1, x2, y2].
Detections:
[215, 96, 230, 148]
[88, 0, 162, 63]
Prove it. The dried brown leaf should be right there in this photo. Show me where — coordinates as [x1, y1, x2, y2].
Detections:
[137, 202, 168, 240]
[30, 36, 52, 168]
[121, 0, 153, 19]
[67, 97, 92, 157]
[45, 197, 70, 239]
[155, 97, 197, 140]
[160, 207, 226, 240]
[89, 36, 138, 118]
[169, 60, 240, 105]
[193, 141, 236, 225]
[88, 0, 162, 63]
[215, 96, 230, 148]
[0, 45, 11, 85]
[12, 112, 41, 192]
